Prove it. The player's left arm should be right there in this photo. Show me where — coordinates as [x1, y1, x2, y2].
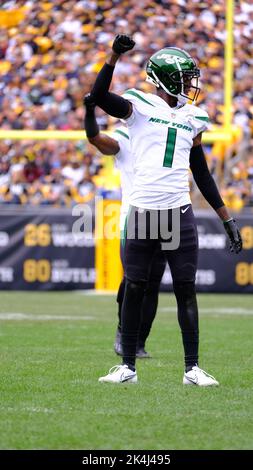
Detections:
[191, 133, 242, 253]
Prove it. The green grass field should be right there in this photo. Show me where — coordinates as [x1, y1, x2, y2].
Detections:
[0, 291, 252, 450]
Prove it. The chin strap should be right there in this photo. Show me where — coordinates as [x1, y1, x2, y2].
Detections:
[177, 95, 189, 105]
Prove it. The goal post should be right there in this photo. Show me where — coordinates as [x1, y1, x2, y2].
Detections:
[0, 127, 241, 143]
[224, 0, 234, 133]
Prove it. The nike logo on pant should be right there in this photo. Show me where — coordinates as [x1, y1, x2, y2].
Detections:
[181, 206, 190, 214]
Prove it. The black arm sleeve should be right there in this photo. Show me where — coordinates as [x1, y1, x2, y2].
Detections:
[90, 63, 130, 118]
[190, 144, 224, 210]
[84, 106, 99, 138]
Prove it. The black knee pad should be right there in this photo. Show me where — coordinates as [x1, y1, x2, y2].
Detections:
[173, 281, 198, 329]
[122, 279, 146, 323]
[125, 278, 146, 295]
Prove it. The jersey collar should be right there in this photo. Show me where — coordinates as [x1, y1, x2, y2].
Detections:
[149, 92, 186, 111]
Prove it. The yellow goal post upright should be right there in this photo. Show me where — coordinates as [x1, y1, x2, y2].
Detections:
[0, 0, 239, 291]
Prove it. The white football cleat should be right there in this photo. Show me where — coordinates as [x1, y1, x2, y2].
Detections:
[183, 366, 219, 387]
[98, 364, 137, 384]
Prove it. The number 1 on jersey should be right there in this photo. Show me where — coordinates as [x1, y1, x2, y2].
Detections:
[163, 128, 177, 168]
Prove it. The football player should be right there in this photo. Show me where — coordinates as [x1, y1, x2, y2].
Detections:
[88, 35, 242, 385]
[84, 94, 166, 358]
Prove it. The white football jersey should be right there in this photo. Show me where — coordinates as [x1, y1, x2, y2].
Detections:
[122, 88, 209, 210]
[112, 127, 133, 230]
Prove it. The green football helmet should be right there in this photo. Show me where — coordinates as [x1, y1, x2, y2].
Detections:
[146, 47, 200, 104]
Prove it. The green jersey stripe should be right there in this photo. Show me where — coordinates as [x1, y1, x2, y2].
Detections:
[114, 129, 129, 140]
[124, 90, 155, 107]
[195, 116, 209, 122]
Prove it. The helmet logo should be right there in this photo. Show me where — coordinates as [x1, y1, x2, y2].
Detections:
[156, 54, 187, 65]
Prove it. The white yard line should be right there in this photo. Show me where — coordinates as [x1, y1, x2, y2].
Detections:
[3, 406, 55, 414]
[160, 307, 253, 315]
[0, 308, 252, 321]
[78, 290, 117, 295]
[0, 313, 94, 321]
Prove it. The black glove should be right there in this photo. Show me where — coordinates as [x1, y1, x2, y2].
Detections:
[83, 93, 96, 111]
[112, 34, 135, 54]
[224, 219, 242, 254]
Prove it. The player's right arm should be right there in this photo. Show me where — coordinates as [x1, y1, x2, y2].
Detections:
[84, 93, 120, 155]
[89, 35, 134, 120]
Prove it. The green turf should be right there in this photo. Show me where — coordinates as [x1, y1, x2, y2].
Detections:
[0, 292, 252, 450]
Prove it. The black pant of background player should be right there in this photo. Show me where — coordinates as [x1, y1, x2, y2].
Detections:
[121, 204, 199, 371]
[116, 240, 166, 353]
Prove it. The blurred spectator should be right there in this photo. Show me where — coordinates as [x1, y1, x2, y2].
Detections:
[0, 140, 99, 207]
[23, 157, 43, 183]
[61, 155, 87, 184]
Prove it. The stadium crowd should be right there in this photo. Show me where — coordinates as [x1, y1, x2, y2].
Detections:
[0, 0, 253, 208]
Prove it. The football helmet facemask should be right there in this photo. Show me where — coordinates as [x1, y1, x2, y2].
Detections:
[146, 47, 200, 104]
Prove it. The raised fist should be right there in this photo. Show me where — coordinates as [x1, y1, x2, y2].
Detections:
[112, 35, 135, 54]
